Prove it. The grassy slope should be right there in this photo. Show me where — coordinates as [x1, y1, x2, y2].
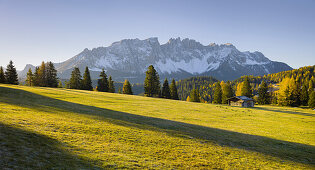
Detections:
[0, 84, 314, 169]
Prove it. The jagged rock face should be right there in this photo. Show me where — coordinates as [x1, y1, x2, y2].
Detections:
[19, 37, 292, 82]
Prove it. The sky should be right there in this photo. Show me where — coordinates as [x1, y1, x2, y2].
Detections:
[0, 0, 314, 70]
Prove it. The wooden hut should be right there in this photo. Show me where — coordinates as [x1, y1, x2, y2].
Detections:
[227, 96, 254, 107]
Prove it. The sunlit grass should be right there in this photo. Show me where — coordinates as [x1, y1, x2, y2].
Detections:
[0, 84, 314, 169]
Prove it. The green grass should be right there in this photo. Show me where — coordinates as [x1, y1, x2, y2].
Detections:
[0, 84, 314, 169]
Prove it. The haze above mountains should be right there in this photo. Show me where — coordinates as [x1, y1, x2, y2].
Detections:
[19, 37, 292, 83]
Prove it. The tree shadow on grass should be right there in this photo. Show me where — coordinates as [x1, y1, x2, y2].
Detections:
[251, 106, 314, 117]
[0, 122, 101, 169]
[0, 86, 314, 166]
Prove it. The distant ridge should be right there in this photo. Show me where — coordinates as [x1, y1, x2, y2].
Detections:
[19, 37, 292, 83]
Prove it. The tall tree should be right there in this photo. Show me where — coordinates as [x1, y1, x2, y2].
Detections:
[189, 89, 200, 102]
[161, 78, 171, 99]
[46, 61, 58, 87]
[108, 76, 115, 93]
[257, 80, 270, 105]
[33, 67, 40, 86]
[81, 67, 93, 90]
[69, 67, 82, 89]
[308, 91, 315, 108]
[25, 68, 34, 86]
[4, 60, 18, 85]
[235, 82, 243, 96]
[123, 79, 133, 95]
[300, 84, 309, 106]
[38, 61, 47, 86]
[170, 78, 179, 100]
[213, 82, 222, 104]
[221, 81, 233, 104]
[96, 69, 109, 92]
[0, 66, 5, 83]
[241, 76, 252, 97]
[144, 65, 160, 97]
[288, 77, 300, 106]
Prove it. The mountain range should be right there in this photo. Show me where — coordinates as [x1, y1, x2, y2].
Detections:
[18, 37, 292, 83]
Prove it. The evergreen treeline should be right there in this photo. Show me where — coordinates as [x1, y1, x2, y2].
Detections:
[143, 65, 179, 100]
[0, 60, 19, 85]
[177, 65, 315, 108]
[25, 61, 58, 87]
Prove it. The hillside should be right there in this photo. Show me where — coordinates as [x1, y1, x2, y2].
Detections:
[0, 84, 314, 169]
[18, 37, 292, 83]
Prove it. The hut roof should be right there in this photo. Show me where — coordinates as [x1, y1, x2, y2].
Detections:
[228, 96, 254, 101]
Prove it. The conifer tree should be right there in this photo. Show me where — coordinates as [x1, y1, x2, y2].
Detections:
[257, 80, 270, 105]
[123, 79, 133, 95]
[81, 67, 93, 90]
[38, 61, 47, 86]
[235, 82, 243, 96]
[144, 65, 160, 97]
[241, 76, 252, 97]
[288, 77, 300, 106]
[170, 78, 179, 100]
[69, 67, 82, 89]
[189, 89, 200, 102]
[308, 81, 314, 94]
[33, 67, 40, 86]
[46, 61, 58, 87]
[25, 68, 34, 86]
[0, 66, 6, 83]
[308, 91, 315, 108]
[221, 81, 233, 104]
[161, 78, 171, 99]
[186, 96, 190, 102]
[108, 76, 115, 93]
[213, 82, 222, 104]
[4, 60, 18, 85]
[118, 87, 122, 94]
[96, 69, 109, 92]
[300, 84, 309, 106]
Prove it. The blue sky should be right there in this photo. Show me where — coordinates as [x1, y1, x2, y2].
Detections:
[0, 0, 314, 70]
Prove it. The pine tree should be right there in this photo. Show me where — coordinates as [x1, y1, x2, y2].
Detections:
[241, 76, 252, 97]
[308, 91, 315, 108]
[108, 76, 115, 93]
[300, 84, 309, 106]
[38, 61, 47, 86]
[288, 77, 300, 106]
[81, 67, 93, 90]
[69, 67, 82, 89]
[96, 69, 109, 92]
[4, 60, 18, 85]
[278, 78, 291, 106]
[186, 96, 190, 102]
[235, 82, 243, 96]
[0, 66, 6, 83]
[33, 67, 40, 86]
[144, 65, 160, 97]
[25, 68, 34, 86]
[213, 82, 222, 104]
[170, 78, 179, 100]
[221, 81, 233, 104]
[46, 61, 58, 87]
[123, 79, 133, 95]
[161, 78, 171, 99]
[257, 80, 270, 105]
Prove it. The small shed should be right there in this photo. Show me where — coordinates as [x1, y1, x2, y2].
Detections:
[227, 96, 254, 107]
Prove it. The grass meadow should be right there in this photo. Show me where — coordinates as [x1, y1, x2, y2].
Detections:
[0, 84, 314, 169]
